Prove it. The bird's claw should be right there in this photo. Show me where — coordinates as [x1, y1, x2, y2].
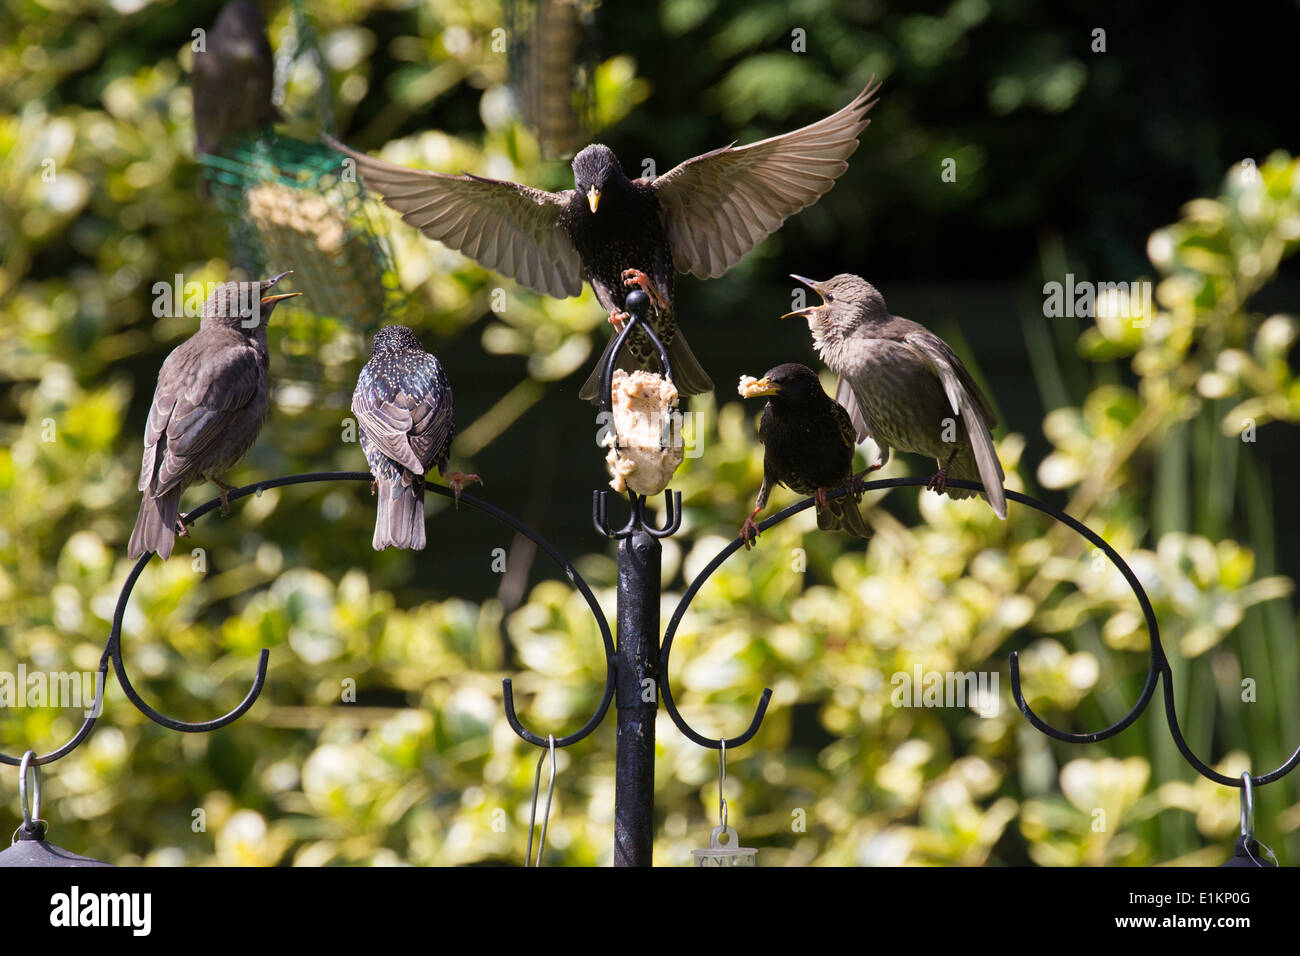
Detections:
[814, 487, 830, 509]
[621, 269, 667, 310]
[369, 478, 377, 496]
[608, 309, 630, 331]
[174, 516, 190, 539]
[740, 517, 761, 550]
[846, 462, 884, 500]
[926, 466, 949, 495]
[445, 471, 481, 506]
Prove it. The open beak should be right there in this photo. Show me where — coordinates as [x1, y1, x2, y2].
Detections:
[738, 375, 779, 399]
[782, 274, 827, 319]
[587, 185, 601, 213]
[259, 270, 301, 306]
[260, 291, 302, 306]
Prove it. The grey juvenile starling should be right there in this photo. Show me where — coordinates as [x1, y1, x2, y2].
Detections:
[323, 80, 881, 401]
[738, 363, 871, 548]
[191, 0, 282, 155]
[352, 326, 480, 551]
[128, 272, 301, 560]
[786, 274, 1007, 519]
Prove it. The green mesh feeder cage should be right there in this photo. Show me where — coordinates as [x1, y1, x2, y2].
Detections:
[197, 2, 402, 395]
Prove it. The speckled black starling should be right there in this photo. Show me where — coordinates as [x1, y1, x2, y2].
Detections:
[352, 326, 480, 551]
[323, 80, 881, 401]
[787, 274, 1006, 518]
[191, 0, 282, 156]
[128, 272, 301, 560]
[738, 363, 871, 549]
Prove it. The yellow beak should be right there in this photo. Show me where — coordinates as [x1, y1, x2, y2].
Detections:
[260, 292, 302, 306]
[781, 274, 826, 319]
[587, 186, 601, 213]
[739, 376, 778, 398]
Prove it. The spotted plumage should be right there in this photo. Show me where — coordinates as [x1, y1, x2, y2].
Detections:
[788, 274, 1006, 518]
[739, 363, 871, 548]
[323, 79, 881, 403]
[128, 271, 301, 560]
[352, 326, 478, 550]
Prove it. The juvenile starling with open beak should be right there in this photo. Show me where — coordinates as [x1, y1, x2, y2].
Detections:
[738, 363, 871, 549]
[323, 80, 881, 401]
[191, 0, 282, 156]
[786, 274, 1007, 519]
[128, 272, 301, 560]
[352, 326, 480, 551]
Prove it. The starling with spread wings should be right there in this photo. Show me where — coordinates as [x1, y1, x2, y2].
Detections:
[324, 80, 881, 401]
[352, 326, 480, 551]
[128, 272, 301, 560]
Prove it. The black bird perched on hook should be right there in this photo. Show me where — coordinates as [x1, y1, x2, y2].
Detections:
[738, 363, 871, 548]
[129, 272, 301, 560]
[786, 274, 1006, 518]
[323, 80, 881, 402]
[191, 0, 282, 156]
[352, 326, 480, 550]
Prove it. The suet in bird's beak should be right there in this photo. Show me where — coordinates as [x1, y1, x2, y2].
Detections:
[587, 185, 601, 213]
[738, 375, 778, 399]
[782, 274, 828, 319]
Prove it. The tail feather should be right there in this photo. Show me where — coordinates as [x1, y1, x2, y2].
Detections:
[373, 476, 426, 550]
[128, 488, 181, 561]
[578, 328, 714, 402]
[817, 494, 872, 539]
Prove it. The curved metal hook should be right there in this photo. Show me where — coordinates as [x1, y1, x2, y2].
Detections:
[593, 490, 682, 539]
[0, 662, 106, 768]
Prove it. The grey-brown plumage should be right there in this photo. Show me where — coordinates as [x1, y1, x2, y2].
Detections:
[738, 363, 871, 549]
[352, 326, 480, 551]
[787, 274, 1007, 519]
[128, 272, 301, 560]
[322, 79, 880, 401]
[191, 0, 281, 155]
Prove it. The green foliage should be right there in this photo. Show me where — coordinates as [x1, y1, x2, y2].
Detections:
[1, 0, 1296, 867]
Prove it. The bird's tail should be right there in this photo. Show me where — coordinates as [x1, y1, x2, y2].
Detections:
[817, 493, 872, 539]
[946, 447, 1007, 519]
[578, 327, 714, 401]
[128, 488, 181, 561]
[373, 475, 426, 551]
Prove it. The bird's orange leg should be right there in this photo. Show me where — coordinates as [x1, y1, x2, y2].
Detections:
[608, 309, 631, 331]
[621, 269, 668, 311]
[443, 471, 481, 505]
[739, 505, 763, 550]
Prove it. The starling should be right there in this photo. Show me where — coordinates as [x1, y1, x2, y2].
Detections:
[128, 272, 301, 560]
[738, 363, 871, 549]
[786, 274, 1007, 518]
[352, 326, 480, 551]
[323, 80, 881, 401]
[191, 0, 282, 156]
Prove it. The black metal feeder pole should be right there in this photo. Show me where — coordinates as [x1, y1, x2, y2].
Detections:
[614, 531, 660, 866]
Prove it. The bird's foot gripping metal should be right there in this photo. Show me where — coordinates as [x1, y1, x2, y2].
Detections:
[443, 471, 482, 505]
[621, 269, 667, 312]
[925, 465, 949, 496]
[846, 462, 884, 500]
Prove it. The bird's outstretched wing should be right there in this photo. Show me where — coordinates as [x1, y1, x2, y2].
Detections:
[650, 80, 881, 279]
[324, 136, 584, 299]
[141, 341, 263, 496]
[903, 332, 1006, 518]
[352, 358, 454, 477]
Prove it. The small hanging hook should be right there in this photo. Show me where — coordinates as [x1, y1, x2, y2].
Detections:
[14, 750, 46, 843]
[526, 735, 558, 867]
[1239, 772, 1254, 842]
[717, 739, 728, 832]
